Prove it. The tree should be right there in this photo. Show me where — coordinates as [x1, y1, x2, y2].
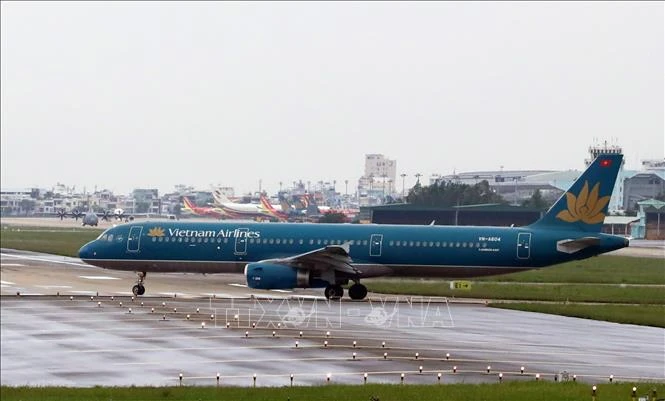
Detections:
[318, 212, 347, 223]
[406, 179, 506, 207]
[19, 199, 36, 216]
[135, 201, 150, 214]
[521, 189, 550, 210]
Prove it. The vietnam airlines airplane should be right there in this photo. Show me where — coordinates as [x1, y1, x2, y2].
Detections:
[79, 154, 628, 300]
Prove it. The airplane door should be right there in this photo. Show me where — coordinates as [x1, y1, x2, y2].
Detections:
[517, 233, 531, 259]
[369, 234, 383, 257]
[234, 228, 249, 255]
[127, 226, 143, 253]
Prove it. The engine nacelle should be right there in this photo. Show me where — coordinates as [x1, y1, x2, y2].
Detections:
[245, 263, 323, 290]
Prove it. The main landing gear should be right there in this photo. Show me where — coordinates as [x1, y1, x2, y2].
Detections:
[324, 282, 368, 301]
[132, 271, 146, 296]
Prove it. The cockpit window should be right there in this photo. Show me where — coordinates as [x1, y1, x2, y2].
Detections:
[97, 229, 113, 240]
[107, 234, 114, 242]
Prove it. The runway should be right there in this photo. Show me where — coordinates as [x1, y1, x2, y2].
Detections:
[1, 250, 664, 387]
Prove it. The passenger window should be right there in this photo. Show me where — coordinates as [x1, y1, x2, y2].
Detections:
[482, 242, 487, 248]
[184, 238, 189, 243]
[289, 239, 294, 244]
[158, 237, 163, 242]
[309, 239, 314, 245]
[429, 241, 434, 247]
[224, 238, 229, 244]
[204, 238, 209, 243]
[108, 234, 114, 242]
[298, 239, 303, 244]
[476, 242, 480, 248]
[409, 241, 414, 247]
[276, 239, 281, 244]
[442, 242, 447, 247]
[178, 238, 182, 242]
[462, 242, 467, 247]
[317, 240, 322, 245]
[323, 240, 329, 245]
[415, 241, 421, 247]
[362, 240, 368, 246]
[389, 241, 394, 246]
[249, 239, 254, 244]
[152, 237, 156, 242]
[396, 241, 401, 247]
[269, 239, 274, 244]
[197, 238, 202, 243]
[435, 241, 440, 247]
[456, 242, 460, 247]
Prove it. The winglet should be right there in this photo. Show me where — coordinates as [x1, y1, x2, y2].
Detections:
[529, 154, 622, 232]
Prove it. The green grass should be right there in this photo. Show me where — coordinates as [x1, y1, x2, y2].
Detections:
[365, 280, 665, 304]
[1, 383, 664, 401]
[490, 302, 665, 328]
[0, 226, 102, 257]
[476, 255, 665, 285]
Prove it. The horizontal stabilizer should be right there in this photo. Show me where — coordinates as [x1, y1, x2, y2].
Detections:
[556, 237, 600, 254]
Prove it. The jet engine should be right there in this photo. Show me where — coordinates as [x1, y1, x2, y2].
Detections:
[245, 263, 326, 290]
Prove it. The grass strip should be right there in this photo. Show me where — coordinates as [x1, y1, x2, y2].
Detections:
[0, 227, 102, 257]
[476, 255, 665, 285]
[366, 280, 665, 304]
[489, 302, 665, 328]
[1, 382, 664, 401]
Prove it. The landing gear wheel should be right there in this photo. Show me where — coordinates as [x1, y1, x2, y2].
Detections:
[133, 272, 146, 296]
[324, 284, 344, 300]
[349, 283, 368, 300]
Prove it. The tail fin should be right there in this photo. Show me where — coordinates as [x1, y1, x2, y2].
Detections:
[529, 153, 622, 232]
[182, 197, 196, 212]
[212, 189, 230, 205]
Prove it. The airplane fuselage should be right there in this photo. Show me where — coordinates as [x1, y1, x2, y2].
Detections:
[79, 221, 627, 278]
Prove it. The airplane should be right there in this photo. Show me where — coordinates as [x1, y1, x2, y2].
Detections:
[56, 208, 131, 226]
[181, 196, 228, 220]
[212, 190, 278, 220]
[79, 154, 628, 299]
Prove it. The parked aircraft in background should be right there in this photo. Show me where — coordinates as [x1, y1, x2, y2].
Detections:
[212, 190, 279, 221]
[56, 208, 132, 226]
[79, 154, 627, 300]
[181, 197, 228, 220]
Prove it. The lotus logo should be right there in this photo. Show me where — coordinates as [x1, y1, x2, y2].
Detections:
[556, 181, 610, 225]
[147, 227, 165, 237]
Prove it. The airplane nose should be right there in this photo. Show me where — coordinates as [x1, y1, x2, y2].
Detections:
[78, 242, 95, 260]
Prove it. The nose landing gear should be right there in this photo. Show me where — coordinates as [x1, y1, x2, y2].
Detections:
[132, 271, 146, 296]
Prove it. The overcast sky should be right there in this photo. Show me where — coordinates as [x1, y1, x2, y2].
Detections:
[1, 1, 663, 196]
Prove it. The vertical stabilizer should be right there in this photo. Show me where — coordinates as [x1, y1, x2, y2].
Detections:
[529, 154, 622, 232]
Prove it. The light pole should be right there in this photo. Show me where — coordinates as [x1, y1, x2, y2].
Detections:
[344, 180, 348, 197]
[415, 173, 422, 185]
[400, 173, 407, 198]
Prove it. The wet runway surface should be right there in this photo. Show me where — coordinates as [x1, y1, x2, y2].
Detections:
[1, 250, 664, 387]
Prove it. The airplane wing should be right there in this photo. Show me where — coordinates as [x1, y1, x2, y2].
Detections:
[556, 237, 601, 254]
[262, 243, 358, 275]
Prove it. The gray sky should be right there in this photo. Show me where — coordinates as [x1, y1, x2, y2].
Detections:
[2, 1, 663, 196]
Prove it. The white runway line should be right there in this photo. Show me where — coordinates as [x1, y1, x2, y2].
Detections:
[36, 285, 73, 289]
[1, 263, 24, 266]
[229, 283, 247, 288]
[1, 280, 16, 285]
[79, 275, 121, 280]
[1, 253, 91, 267]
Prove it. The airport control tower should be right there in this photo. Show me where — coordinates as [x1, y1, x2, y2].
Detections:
[586, 140, 625, 213]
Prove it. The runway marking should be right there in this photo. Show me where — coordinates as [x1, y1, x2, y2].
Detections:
[1, 280, 16, 285]
[79, 275, 121, 280]
[1, 263, 24, 266]
[36, 285, 73, 289]
[1, 253, 90, 267]
[229, 283, 247, 288]
[70, 290, 99, 295]
[271, 289, 293, 293]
